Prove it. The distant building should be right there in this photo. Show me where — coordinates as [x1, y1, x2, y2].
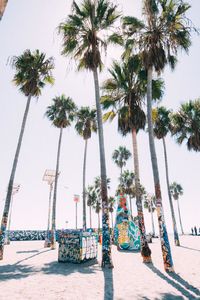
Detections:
[0, 0, 8, 20]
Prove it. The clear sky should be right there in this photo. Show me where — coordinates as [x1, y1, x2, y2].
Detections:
[0, 0, 199, 235]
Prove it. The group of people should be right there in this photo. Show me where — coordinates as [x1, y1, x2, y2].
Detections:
[191, 226, 200, 235]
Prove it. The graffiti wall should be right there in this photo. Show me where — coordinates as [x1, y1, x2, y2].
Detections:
[6, 229, 69, 241]
[114, 194, 140, 250]
[58, 232, 98, 263]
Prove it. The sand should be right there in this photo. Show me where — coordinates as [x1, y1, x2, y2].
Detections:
[0, 235, 199, 300]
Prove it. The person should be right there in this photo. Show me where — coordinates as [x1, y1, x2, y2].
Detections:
[194, 226, 197, 236]
[191, 227, 194, 235]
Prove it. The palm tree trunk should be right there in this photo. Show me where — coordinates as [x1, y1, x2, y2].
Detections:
[89, 205, 92, 228]
[129, 195, 132, 216]
[0, 0, 8, 20]
[82, 139, 88, 231]
[132, 128, 152, 263]
[150, 204, 155, 237]
[4, 194, 14, 245]
[93, 67, 113, 268]
[44, 182, 53, 247]
[111, 212, 113, 229]
[98, 212, 100, 233]
[162, 138, 180, 246]
[51, 127, 63, 249]
[177, 199, 184, 235]
[0, 95, 32, 260]
[147, 67, 174, 272]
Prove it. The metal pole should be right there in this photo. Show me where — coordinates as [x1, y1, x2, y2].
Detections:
[76, 202, 78, 229]
[44, 182, 53, 247]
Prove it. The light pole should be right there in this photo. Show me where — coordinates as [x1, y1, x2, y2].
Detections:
[43, 169, 56, 247]
[4, 184, 20, 245]
[74, 195, 80, 230]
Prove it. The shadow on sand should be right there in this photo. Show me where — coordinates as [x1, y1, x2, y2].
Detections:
[0, 248, 51, 281]
[16, 250, 39, 254]
[103, 268, 114, 300]
[140, 293, 184, 300]
[41, 258, 99, 276]
[179, 245, 200, 252]
[0, 264, 36, 281]
[146, 264, 200, 299]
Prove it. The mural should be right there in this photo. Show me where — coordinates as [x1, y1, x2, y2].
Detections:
[114, 194, 140, 250]
[58, 231, 98, 263]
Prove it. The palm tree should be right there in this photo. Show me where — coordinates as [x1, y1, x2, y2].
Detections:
[171, 99, 200, 152]
[94, 176, 110, 232]
[122, 0, 193, 271]
[119, 170, 135, 215]
[108, 196, 115, 228]
[0, 49, 54, 260]
[0, 0, 8, 20]
[75, 107, 97, 231]
[170, 182, 184, 235]
[144, 194, 156, 237]
[86, 185, 97, 229]
[101, 56, 163, 262]
[112, 146, 131, 177]
[153, 106, 180, 246]
[58, 0, 120, 268]
[46, 95, 77, 249]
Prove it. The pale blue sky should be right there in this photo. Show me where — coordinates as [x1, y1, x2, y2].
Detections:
[0, 0, 199, 234]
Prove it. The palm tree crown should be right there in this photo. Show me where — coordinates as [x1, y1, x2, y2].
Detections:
[171, 99, 200, 152]
[12, 49, 54, 97]
[122, 0, 192, 72]
[75, 106, 97, 139]
[58, 0, 120, 71]
[112, 146, 131, 172]
[46, 95, 77, 128]
[170, 182, 183, 201]
[153, 106, 172, 139]
[101, 56, 164, 135]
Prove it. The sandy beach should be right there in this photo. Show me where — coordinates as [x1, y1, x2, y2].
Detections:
[0, 235, 199, 300]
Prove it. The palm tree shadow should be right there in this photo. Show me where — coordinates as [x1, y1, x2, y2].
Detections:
[41, 259, 99, 276]
[179, 245, 200, 252]
[16, 250, 39, 254]
[103, 268, 114, 300]
[145, 264, 200, 299]
[168, 272, 200, 297]
[0, 264, 36, 281]
[158, 293, 185, 299]
[15, 248, 51, 265]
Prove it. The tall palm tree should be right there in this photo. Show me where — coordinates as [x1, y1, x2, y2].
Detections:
[170, 182, 184, 235]
[153, 106, 180, 246]
[144, 194, 156, 237]
[46, 95, 77, 249]
[58, 0, 120, 268]
[101, 56, 163, 262]
[0, 0, 8, 20]
[0, 49, 54, 260]
[112, 146, 131, 177]
[119, 170, 135, 215]
[94, 176, 110, 232]
[108, 196, 115, 229]
[86, 185, 97, 229]
[171, 99, 200, 152]
[75, 107, 97, 230]
[122, 0, 193, 271]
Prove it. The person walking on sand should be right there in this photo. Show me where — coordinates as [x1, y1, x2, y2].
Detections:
[194, 226, 197, 236]
[191, 227, 194, 235]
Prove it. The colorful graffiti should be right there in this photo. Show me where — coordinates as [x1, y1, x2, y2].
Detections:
[114, 194, 140, 250]
[58, 231, 98, 263]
